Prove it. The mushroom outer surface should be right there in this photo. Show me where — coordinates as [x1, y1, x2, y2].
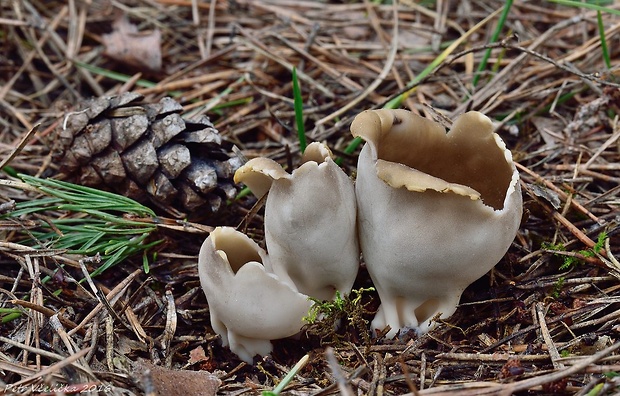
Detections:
[351, 109, 522, 337]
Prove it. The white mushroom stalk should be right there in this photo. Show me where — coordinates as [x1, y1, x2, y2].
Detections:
[234, 142, 359, 301]
[351, 109, 522, 338]
[197, 226, 312, 363]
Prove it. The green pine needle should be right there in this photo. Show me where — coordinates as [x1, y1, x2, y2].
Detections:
[292, 67, 307, 153]
[2, 174, 161, 277]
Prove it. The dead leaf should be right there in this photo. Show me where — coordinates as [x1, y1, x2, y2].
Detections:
[188, 345, 209, 365]
[528, 183, 561, 209]
[102, 16, 162, 72]
[531, 116, 564, 148]
[132, 359, 220, 396]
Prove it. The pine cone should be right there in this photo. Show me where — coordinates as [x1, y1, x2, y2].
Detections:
[55, 92, 242, 216]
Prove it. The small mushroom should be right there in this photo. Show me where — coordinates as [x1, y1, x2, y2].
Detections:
[234, 142, 359, 301]
[351, 109, 522, 337]
[198, 226, 312, 363]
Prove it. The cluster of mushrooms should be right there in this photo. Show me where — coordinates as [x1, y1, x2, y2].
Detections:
[198, 109, 523, 363]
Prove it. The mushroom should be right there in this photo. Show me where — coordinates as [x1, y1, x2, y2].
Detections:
[234, 142, 359, 301]
[351, 109, 522, 338]
[198, 226, 312, 363]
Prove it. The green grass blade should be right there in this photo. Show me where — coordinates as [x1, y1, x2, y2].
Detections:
[73, 59, 158, 88]
[472, 0, 513, 87]
[142, 251, 151, 274]
[548, 0, 620, 16]
[292, 67, 307, 153]
[1, 309, 22, 323]
[386, 7, 501, 109]
[597, 10, 612, 69]
[263, 354, 310, 395]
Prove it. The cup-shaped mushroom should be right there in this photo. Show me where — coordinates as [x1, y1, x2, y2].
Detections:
[351, 109, 522, 338]
[234, 142, 359, 301]
[198, 226, 312, 363]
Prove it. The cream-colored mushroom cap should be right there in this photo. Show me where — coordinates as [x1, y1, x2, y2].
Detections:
[233, 142, 334, 198]
[198, 226, 312, 363]
[351, 109, 522, 337]
[234, 142, 360, 301]
[351, 109, 517, 208]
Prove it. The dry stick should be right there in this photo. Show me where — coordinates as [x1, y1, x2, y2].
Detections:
[291, 22, 319, 72]
[504, 341, 620, 394]
[118, 72, 144, 94]
[0, 3, 66, 103]
[451, 14, 585, 117]
[436, 352, 549, 362]
[44, 14, 105, 98]
[105, 315, 114, 371]
[549, 163, 620, 171]
[241, 0, 314, 26]
[515, 162, 602, 224]
[21, 4, 79, 100]
[432, 0, 448, 53]
[136, 70, 237, 95]
[519, 20, 620, 83]
[77, 257, 127, 331]
[325, 347, 356, 396]
[24, 255, 43, 370]
[7, 346, 92, 388]
[98, 280, 148, 340]
[399, 357, 420, 396]
[215, 75, 298, 131]
[584, 124, 620, 169]
[420, 352, 427, 391]
[49, 314, 95, 383]
[158, 41, 239, 86]
[0, 124, 39, 170]
[569, 168, 620, 184]
[536, 302, 563, 370]
[0, 336, 68, 362]
[409, 341, 620, 395]
[114, 293, 149, 343]
[500, 43, 620, 89]
[0, 18, 29, 26]
[399, 0, 466, 36]
[207, 0, 218, 58]
[521, 179, 599, 251]
[237, 28, 335, 99]
[160, 288, 178, 357]
[275, 34, 364, 93]
[365, 0, 412, 109]
[85, 315, 100, 364]
[480, 303, 605, 354]
[10, 299, 84, 335]
[68, 267, 142, 336]
[569, 303, 620, 331]
[355, 6, 503, 116]
[314, 2, 398, 126]
[65, 0, 85, 60]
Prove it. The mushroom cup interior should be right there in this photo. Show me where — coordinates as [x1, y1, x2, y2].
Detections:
[357, 110, 515, 210]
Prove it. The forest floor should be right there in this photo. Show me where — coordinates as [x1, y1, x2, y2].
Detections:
[2, 1, 620, 395]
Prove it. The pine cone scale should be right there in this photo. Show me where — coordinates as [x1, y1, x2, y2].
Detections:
[55, 92, 241, 217]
